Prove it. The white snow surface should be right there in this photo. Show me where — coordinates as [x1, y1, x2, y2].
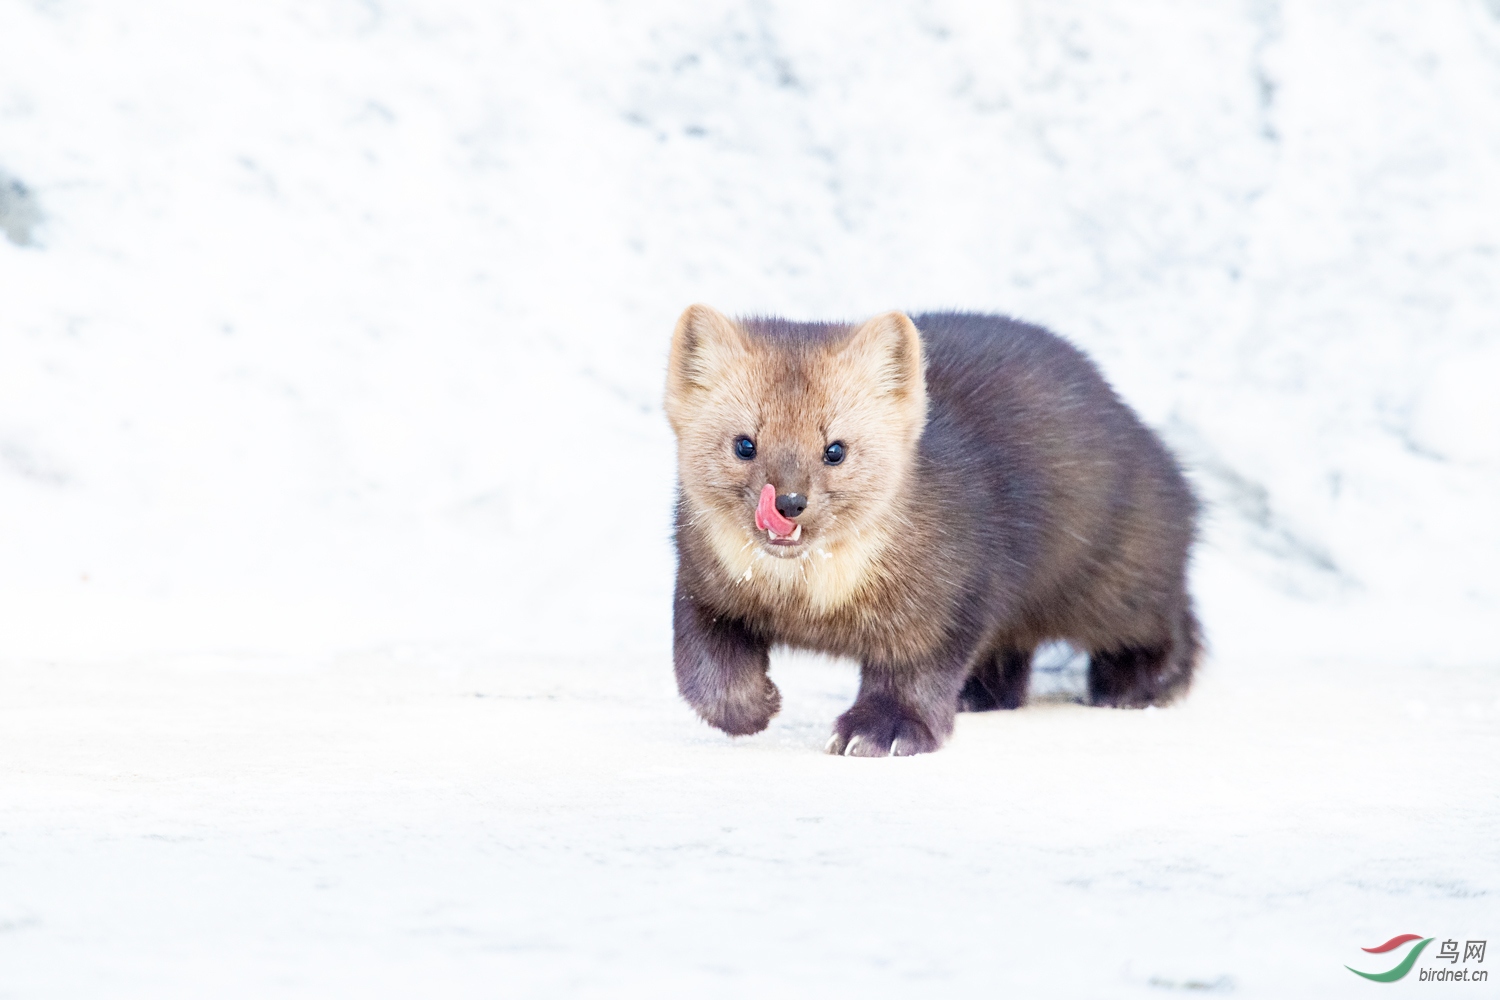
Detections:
[1, 1, 1498, 996]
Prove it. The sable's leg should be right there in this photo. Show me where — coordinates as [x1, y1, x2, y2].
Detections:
[957, 647, 1032, 712]
[827, 648, 975, 757]
[1088, 603, 1200, 708]
[674, 585, 778, 736]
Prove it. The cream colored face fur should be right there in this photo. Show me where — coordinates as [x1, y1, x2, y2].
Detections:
[665, 304, 928, 615]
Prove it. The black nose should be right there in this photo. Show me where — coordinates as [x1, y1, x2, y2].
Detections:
[774, 493, 807, 519]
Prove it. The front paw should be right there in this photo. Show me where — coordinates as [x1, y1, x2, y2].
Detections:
[692, 671, 782, 737]
[826, 697, 941, 757]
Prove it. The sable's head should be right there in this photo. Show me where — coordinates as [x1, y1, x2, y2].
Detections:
[665, 305, 926, 602]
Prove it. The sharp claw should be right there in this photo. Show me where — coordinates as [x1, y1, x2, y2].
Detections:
[844, 734, 890, 757]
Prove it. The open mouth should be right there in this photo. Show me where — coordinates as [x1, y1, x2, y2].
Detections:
[754, 484, 804, 547]
[765, 525, 802, 545]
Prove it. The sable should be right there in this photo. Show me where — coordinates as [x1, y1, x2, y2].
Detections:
[665, 305, 1200, 756]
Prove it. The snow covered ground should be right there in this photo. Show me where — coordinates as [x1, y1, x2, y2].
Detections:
[1, 1, 1497, 996]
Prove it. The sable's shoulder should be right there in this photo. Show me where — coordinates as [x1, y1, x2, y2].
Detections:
[910, 312, 1120, 417]
[909, 311, 1087, 367]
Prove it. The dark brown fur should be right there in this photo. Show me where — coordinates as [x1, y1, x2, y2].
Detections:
[666, 306, 1200, 756]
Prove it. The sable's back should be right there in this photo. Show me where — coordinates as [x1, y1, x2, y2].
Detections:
[912, 312, 1177, 469]
[909, 311, 1195, 568]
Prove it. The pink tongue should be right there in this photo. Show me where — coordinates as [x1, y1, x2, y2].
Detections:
[755, 483, 797, 535]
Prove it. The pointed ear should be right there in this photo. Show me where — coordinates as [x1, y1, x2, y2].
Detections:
[665, 304, 748, 431]
[839, 311, 927, 426]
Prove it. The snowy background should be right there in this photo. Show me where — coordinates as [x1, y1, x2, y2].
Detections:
[2, 1, 1498, 996]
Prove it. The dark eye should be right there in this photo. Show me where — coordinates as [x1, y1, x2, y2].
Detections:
[823, 441, 846, 465]
[733, 436, 757, 460]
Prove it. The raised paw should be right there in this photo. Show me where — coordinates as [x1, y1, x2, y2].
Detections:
[825, 696, 941, 757]
[694, 670, 782, 737]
